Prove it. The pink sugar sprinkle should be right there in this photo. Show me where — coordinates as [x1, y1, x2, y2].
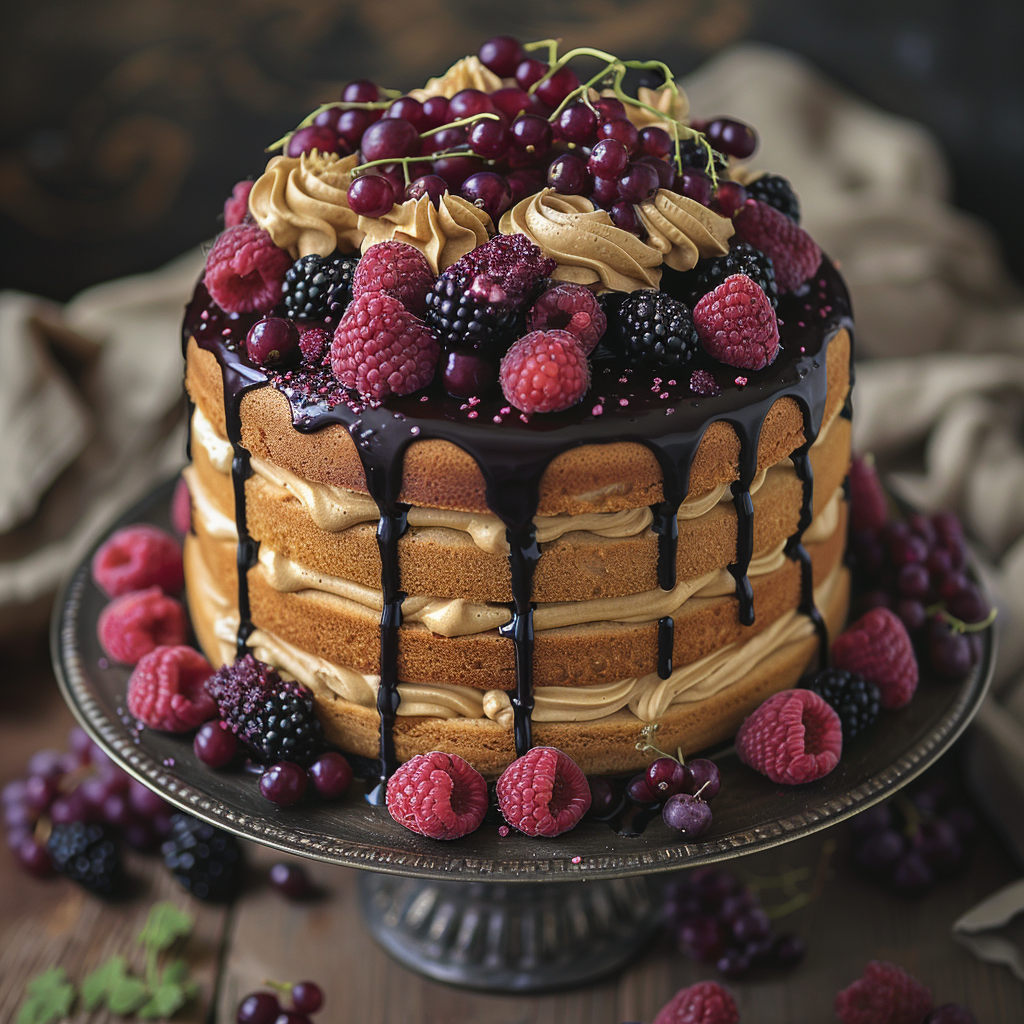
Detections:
[222, 328, 231, 336]
[819, 308, 828, 317]
[800, 346, 806, 353]
[591, 404, 604, 415]
[493, 415, 502, 423]
[498, 825, 510, 837]
[666, 408, 675, 415]
[571, 856, 581, 864]
[500, 406, 511, 415]
[668, 380, 676, 386]
[410, 426, 420, 435]
[619, 376, 629, 384]
[735, 376, 748, 386]
[200, 310, 209, 320]
[797, 321, 806, 327]
[818, 279, 827, 287]
[520, 413, 529, 423]
[420, 395, 429, 401]
[660, 392, 669, 399]
[468, 396, 481, 406]
[468, 410, 478, 418]
[619, 398, 629, 406]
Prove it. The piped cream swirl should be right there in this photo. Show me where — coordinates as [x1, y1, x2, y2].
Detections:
[357, 194, 493, 274]
[500, 189, 662, 292]
[408, 56, 503, 101]
[637, 190, 734, 272]
[249, 152, 363, 258]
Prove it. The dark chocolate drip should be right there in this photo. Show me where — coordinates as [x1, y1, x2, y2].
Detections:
[184, 259, 853, 782]
[657, 616, 674, 679]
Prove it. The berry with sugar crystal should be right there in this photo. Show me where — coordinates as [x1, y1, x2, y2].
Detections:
[663, 794, 713, 836]
[693, 273, 780, 370]
[835, 960, 933, 1024]
[653, 980, 739, 1024]
[733, 198, 822, 292]
[705, 118, 757, 159]
[170, 476, 191, 535]
[833, 607, 919, 709]
[297, 324, 330, 365]
[286, 125, 341, 158]
[204, 223, 291, 314]
[461, 170, 512, 222]
[607, 290, 699, 370]
[511, 113, 552, 155]
[496, 746, 591, 836]
[925, 1005, 976, 1024]
[48, 821, 122, 896]
[736, 688, 843, 784]
[224, 180, 253, 227]
[849, 455, 889, 534]
[647, 757, 692, 798]
[97, 586, 187, 665]
[308, 751, 353, 799]
[803, 667, 880, 741]
[745, 173, 801, 223]
[237, 993, 280, 1024]
[128, 645, 217, 732]
[352, 241, 434, 317]
[331, 291, 439, 402]
[92, 524, 183, 598]
[687, 758, 721, 799]
[247, 317, 300, 369]
[499, 330, 591, 414]
[666, 242, 778, 310]
[386, 750, 488, 840]
[194, 720, 239, 768]
[206, 654, 325, 765]
[259, 762, 307, 806]
[479, 35, 524, 77]
[346, 174, 395, 218]
[269, 861, 313, 899]
[281, 252, 359, 322]
[527, 283, 606, 354]
[163, 812, 243, 900]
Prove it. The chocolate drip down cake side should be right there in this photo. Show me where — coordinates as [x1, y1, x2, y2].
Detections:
[182, 41, 853, 780]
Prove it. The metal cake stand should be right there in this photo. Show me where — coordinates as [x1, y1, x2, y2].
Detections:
[52, 479, 995, 992]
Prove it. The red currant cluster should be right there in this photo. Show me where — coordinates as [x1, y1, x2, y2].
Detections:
[237, 980, 324, 1024]
[848, 457, 994, 679]
[278, 36, 756, 232]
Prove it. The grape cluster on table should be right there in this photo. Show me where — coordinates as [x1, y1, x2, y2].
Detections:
[664, 866, 806, 980]
[237, 980, 324, 1024]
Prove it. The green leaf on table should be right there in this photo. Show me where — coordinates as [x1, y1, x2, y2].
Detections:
[16, 966, 76, 1024]
[106, 973, 150, 1015]
[137, 901, 194, 954]
[137, 976, 198, 1020]
[160, 958, 191, 986]
[81, 955, 130, 1010]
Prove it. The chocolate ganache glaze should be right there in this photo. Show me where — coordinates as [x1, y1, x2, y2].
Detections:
[183, 256, 852, 792]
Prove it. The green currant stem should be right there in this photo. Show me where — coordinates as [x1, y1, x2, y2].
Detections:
[523, 37, 561, 65]
[419, 112, 499, 138]
[546, 63, 624, 123]
[895, 793, 922, 838]
[267, 99, 395, 152]
[924, 604, 998, 634]
[350, 149, 484, 179]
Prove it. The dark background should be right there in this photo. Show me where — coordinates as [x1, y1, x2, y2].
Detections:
[1, 0, 1021, 300]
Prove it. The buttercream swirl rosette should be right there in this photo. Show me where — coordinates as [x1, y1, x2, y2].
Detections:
[249, 151, 363, 259]
[357, 194, 493, 274]
[637, 190, 734, 271]
[408, 55, 503, 101]
[500, 189, 664, 292]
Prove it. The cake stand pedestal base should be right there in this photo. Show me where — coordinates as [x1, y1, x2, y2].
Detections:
[358, 872, 663, 992]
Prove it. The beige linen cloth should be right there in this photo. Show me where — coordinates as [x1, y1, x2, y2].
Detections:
[2, 43, 1023, 963]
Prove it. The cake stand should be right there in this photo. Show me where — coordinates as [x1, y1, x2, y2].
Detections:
[52, 479, 995, 992]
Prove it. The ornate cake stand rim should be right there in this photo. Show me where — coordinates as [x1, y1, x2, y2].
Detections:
[50, 478, 996, 883]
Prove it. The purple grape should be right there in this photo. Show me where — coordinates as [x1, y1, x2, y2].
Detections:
[510, 114, 552, 155]
[448, 88, 495, 120]
[662, 794, 713, 836]
[514, 58, 549, 92]
[346, 174, 395, 217]
[490, 87, 532, 121]
[479, 36, 524, 77]
[896, 598, 927, 632]
[272, 1012, 310, 1024]
[16, 836, 55, 878]
[259, 762, 308, 807]
[897, 563, 930, 598]
[677, 915, 727, 962]
[598, 117, 639, 153]
[506, 169, 546, 205]
[693, 866, 740, 907]
[342, 79, 379, 103]
[406, 174, 448, 207]
[547, 153, 589, 195]
[588, 139, 629, 179]
[687, 759, 721, 799]
[23, 775, 57, 813]
[290, 982, 323, 1014]
[432, 156, 480, 189]
[639, 126, 673, 159]
[616, 162, 659, 203]
[626, 773, 657, 805]
[420, 96, 450, 130]
[675, 167, 713, 207]
[246, 318, 300, 370]
[50, 792, 91, 825]
[587, 778, 618, 816]
[593, 96, 627, 121]
[384, 96, 424, 131]
[711, 180, 748, 218]
[590, 176, 620, 207]
[705, 118, 757, 159]
[924, 1004, 977, 1024]
[269, 861, 314, 899]
[892, 850, 935, 896]
[946, 583, 989, 624]
[854, 828, 905, 874]
[719, 890, 758, 923]
[890, 532, 929, 566]
[308, 752, 353, 799]
[422, 125, 467, 153]
[128, 779, 168, 818]
[927, 546, 954, 578]
[461, 171, 512, 222]
[101, 792, 134, 828]
[646, 757, 692, 799]
[535, 65, 580, 108]
[442, 349, 496, 398]
[27, 749, 63, 778]
[5, 800, 33, 829]
[69, 727, 94, 761]
[744, 936, 775, 965]
[359, 118, 419, 162]
[715, 948, 751, 978]
[926, 619, 973, 678]
[237, 992, 280, 1024]
[286, 126, 341, 159]
[609, 201, 641, 234]
[772, 933, 806, 969]
[912, 818, 963, 873]
[555, 102, 597, 144]
[731, 907, 771, 943]
[194, 721, 239, 768]
[468, 118, 511, 160]
[2, 779, 28, 806]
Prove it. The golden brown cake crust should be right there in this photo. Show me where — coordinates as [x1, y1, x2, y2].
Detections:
[185, 328, 850, 516]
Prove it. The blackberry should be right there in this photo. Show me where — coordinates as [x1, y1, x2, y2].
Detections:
[607, 290, 700, 370]
[206, 654, 325, 765]
[677, 138, 728, 178]
[663, 243, 779, 309]
[162, 813, 243, 902]
[424, 271, 521, 353]
[804, 668, 880, 740]
[746, 174, 801, 223]
[280, 253, 358, 322]
[47, 822, 122, 896]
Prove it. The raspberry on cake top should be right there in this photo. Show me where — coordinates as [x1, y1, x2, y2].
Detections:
[182, 35, 854, 782]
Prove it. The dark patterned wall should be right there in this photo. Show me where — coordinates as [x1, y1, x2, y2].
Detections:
[1, 0, 1020, 299]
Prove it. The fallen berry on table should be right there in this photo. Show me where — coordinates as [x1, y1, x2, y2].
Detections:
[662, 793, 713, 836]
[47, 821, 123, 896]
[269, 861, 314, 899]
[163, 813, 243, 901]
[834, 960, 933, 1024]
[237, 992, 281, 1024]
[307, 752, 353, 799]
[653, 980, 739, 1024]
[290, 981, 323, 1014]
[193, 720, 239, 768]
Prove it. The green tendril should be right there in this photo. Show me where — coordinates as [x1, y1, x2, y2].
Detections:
[419, 112, 499, 138]
[523, 37, 561, 66]
[350, 150, 484, 179]
[924, 604, 998, 634]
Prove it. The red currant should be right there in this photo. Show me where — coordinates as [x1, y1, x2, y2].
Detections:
[588, 138, 629, 178]
[598, 117, 639, 153]
[554, 102, 597, 144]
[346, 174, 395, 217]
[461, 171, 512, 222]
[420, 96, 450, 130]
[246, 318, 300, 369]
[535, 65, 580, 108]
[448, 89, 495, 120]
[479, 36, 524, 78]
[547, 153, 589, 195]
[359, 118, 419, 162]
[194, 721, 239, 768]
[384, 96, 424, 130]
[342, 80, 379, 103]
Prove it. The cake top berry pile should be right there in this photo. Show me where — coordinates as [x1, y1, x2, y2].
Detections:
[196, 35, 835, 419]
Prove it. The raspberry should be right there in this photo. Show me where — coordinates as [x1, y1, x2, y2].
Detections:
[653, 981, 739, 1024]
[223, 180, 254, 228]
[690, 368, 721, 396]
[849, 454, 889, 534]
[693, 274, 780, 371]
[352, 241, 435, 317]
[127, 645, 217, 732]
[527, 283, 606, 354]
[297, 323, 331, 365]
[735, 688, 843, 785]
[203, 223, 292, 314]
[499, 330, 591, 415]
[331, 292, 439, 402]
[385, 751, 488, 840]
[733, 199, 821, 292]
[832, 608, 919, 709]
[448, 233, 556, 305]
[835, 961, 934, 1024]
[495, 746, 591, 837]
[91, 524, 184, 598]
[97, 586, 188, 665]
[170, 475, 191, 535]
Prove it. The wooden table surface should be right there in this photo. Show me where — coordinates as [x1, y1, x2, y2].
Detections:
[2, 636, 1023, 1024]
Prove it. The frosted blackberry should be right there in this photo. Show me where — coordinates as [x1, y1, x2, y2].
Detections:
[803, 667, 880, 740]
[746, 174, 801, 223]
[424, 271, 521, 353]
[677, 138, 727, 178]
[608, 290, 699, 370]
[162, 813, 242, 902]
[205, 654, 325, 765]
[664, 242, 779, 309]
[47, 822, 122, 896]
[280, 253, 358, 322]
